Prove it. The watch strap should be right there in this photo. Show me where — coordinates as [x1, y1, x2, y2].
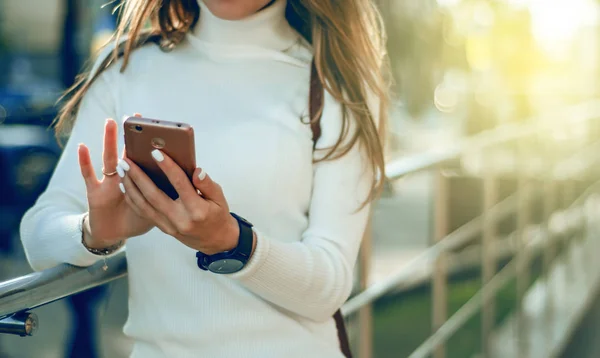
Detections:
[196, 213, 253, 272]
[230, 212, 253, 261]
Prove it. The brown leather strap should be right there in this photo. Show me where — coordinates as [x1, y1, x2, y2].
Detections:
[309, 59, 323, 149]
[334, 309, 353, 358]
[309, 61, 352, 358]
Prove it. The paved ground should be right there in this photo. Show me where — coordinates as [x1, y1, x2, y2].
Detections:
[488, 197, 600, 358]
[489, 241, 600, 358]
[560, 288, 600, 358]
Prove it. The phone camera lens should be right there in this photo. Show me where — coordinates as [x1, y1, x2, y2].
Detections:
[135, 125, 143, 132]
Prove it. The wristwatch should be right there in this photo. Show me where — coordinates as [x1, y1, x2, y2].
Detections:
[196, 213, 254, 274]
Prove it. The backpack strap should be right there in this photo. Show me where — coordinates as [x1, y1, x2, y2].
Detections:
[309, 59, 323, 149]
[309, 60, 353, 358]
[334, 309, 353, 358]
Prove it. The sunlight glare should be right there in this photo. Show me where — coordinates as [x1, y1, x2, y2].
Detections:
[507, 0, 598, 53]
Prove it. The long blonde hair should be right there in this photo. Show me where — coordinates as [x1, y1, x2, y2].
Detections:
[54, 0, 389, 204]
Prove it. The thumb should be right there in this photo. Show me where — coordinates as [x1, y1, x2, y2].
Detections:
[192, 168, 227, 206]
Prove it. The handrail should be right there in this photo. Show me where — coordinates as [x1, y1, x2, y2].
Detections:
[2, 100, 600, 331]
[343, 193, 517, 316]
[386, 99, 600, 180]
[409, 258, 518, 358]
[343, 138, 600, 317]
[0, 253, 127, 320]
[406, 177, 600, 358]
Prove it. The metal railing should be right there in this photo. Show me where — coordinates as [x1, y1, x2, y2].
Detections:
[2, 101, 600, 357]
[343, 100, 600, 357]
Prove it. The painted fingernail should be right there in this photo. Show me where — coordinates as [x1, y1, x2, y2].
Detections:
[198, 169, 207, 181]
[118, 159, 130, 171]
[116, 165, 125, 178]
[119, 183, 126, 194]
[151, 149, 164, 162]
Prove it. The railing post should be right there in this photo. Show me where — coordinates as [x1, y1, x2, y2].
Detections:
[357, 218, 373, 358]
[481, 154, 497, 357]
[515, 141, 530, 358]
[562, 178, 576, 277]
[542, 178, 556, 354]
[432, 168, 449, 358]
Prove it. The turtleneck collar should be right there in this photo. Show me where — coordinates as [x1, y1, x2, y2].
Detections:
[190, 0, 298, 52]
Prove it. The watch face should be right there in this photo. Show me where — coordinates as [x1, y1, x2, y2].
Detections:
[208, 259, 244, 274]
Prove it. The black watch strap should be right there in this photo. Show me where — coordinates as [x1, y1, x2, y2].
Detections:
[231, 212, 253, 259]
[196, 213, 254, 274]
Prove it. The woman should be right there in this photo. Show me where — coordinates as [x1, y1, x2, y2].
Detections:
[20, 0, 388, 356]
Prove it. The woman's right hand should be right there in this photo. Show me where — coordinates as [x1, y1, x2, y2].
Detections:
[78, 116, 154, 249]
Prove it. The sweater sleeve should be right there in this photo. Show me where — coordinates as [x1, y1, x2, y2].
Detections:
[19, 56, 123, 272]
[228, 89, 378, 322]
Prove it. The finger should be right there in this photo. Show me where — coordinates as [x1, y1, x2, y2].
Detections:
[122, 177, 178, 235]
[78, 143, 99, 189]
[150, 150, 201, 210]
[118, 157, 130, 175]
[123, 191, 148, 219]
[155, 221, 183, 240]
[102, 118, 119, 176]
[133, 113, 142, 117]
[192, 168, 227, 207]
[122, 175, 151, 217]
[123, 157, 178, 217]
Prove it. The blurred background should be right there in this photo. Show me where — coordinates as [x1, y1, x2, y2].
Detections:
[2, 0, 600, 357]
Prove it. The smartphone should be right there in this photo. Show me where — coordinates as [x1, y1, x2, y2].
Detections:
[123, 116, 196, 200]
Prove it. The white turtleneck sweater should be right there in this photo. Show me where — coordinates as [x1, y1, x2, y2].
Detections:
[20, 1, 374, 357]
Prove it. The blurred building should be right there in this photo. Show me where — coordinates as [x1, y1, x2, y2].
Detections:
[1, 0, 117, 112]
[1, 0, 63, 53]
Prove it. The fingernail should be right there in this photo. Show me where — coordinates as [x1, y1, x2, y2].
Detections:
[198, 169, 207, 181]
[116, 165, 125, 178]
[118, 159, 130, 171]
[119, 183, 126, 194]
[151, 149, 164, 162]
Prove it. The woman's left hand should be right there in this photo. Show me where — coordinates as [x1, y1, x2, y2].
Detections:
[119, 150, 241, 255]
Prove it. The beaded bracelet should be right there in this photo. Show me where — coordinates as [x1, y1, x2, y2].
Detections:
[80, 213, 124, 270]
